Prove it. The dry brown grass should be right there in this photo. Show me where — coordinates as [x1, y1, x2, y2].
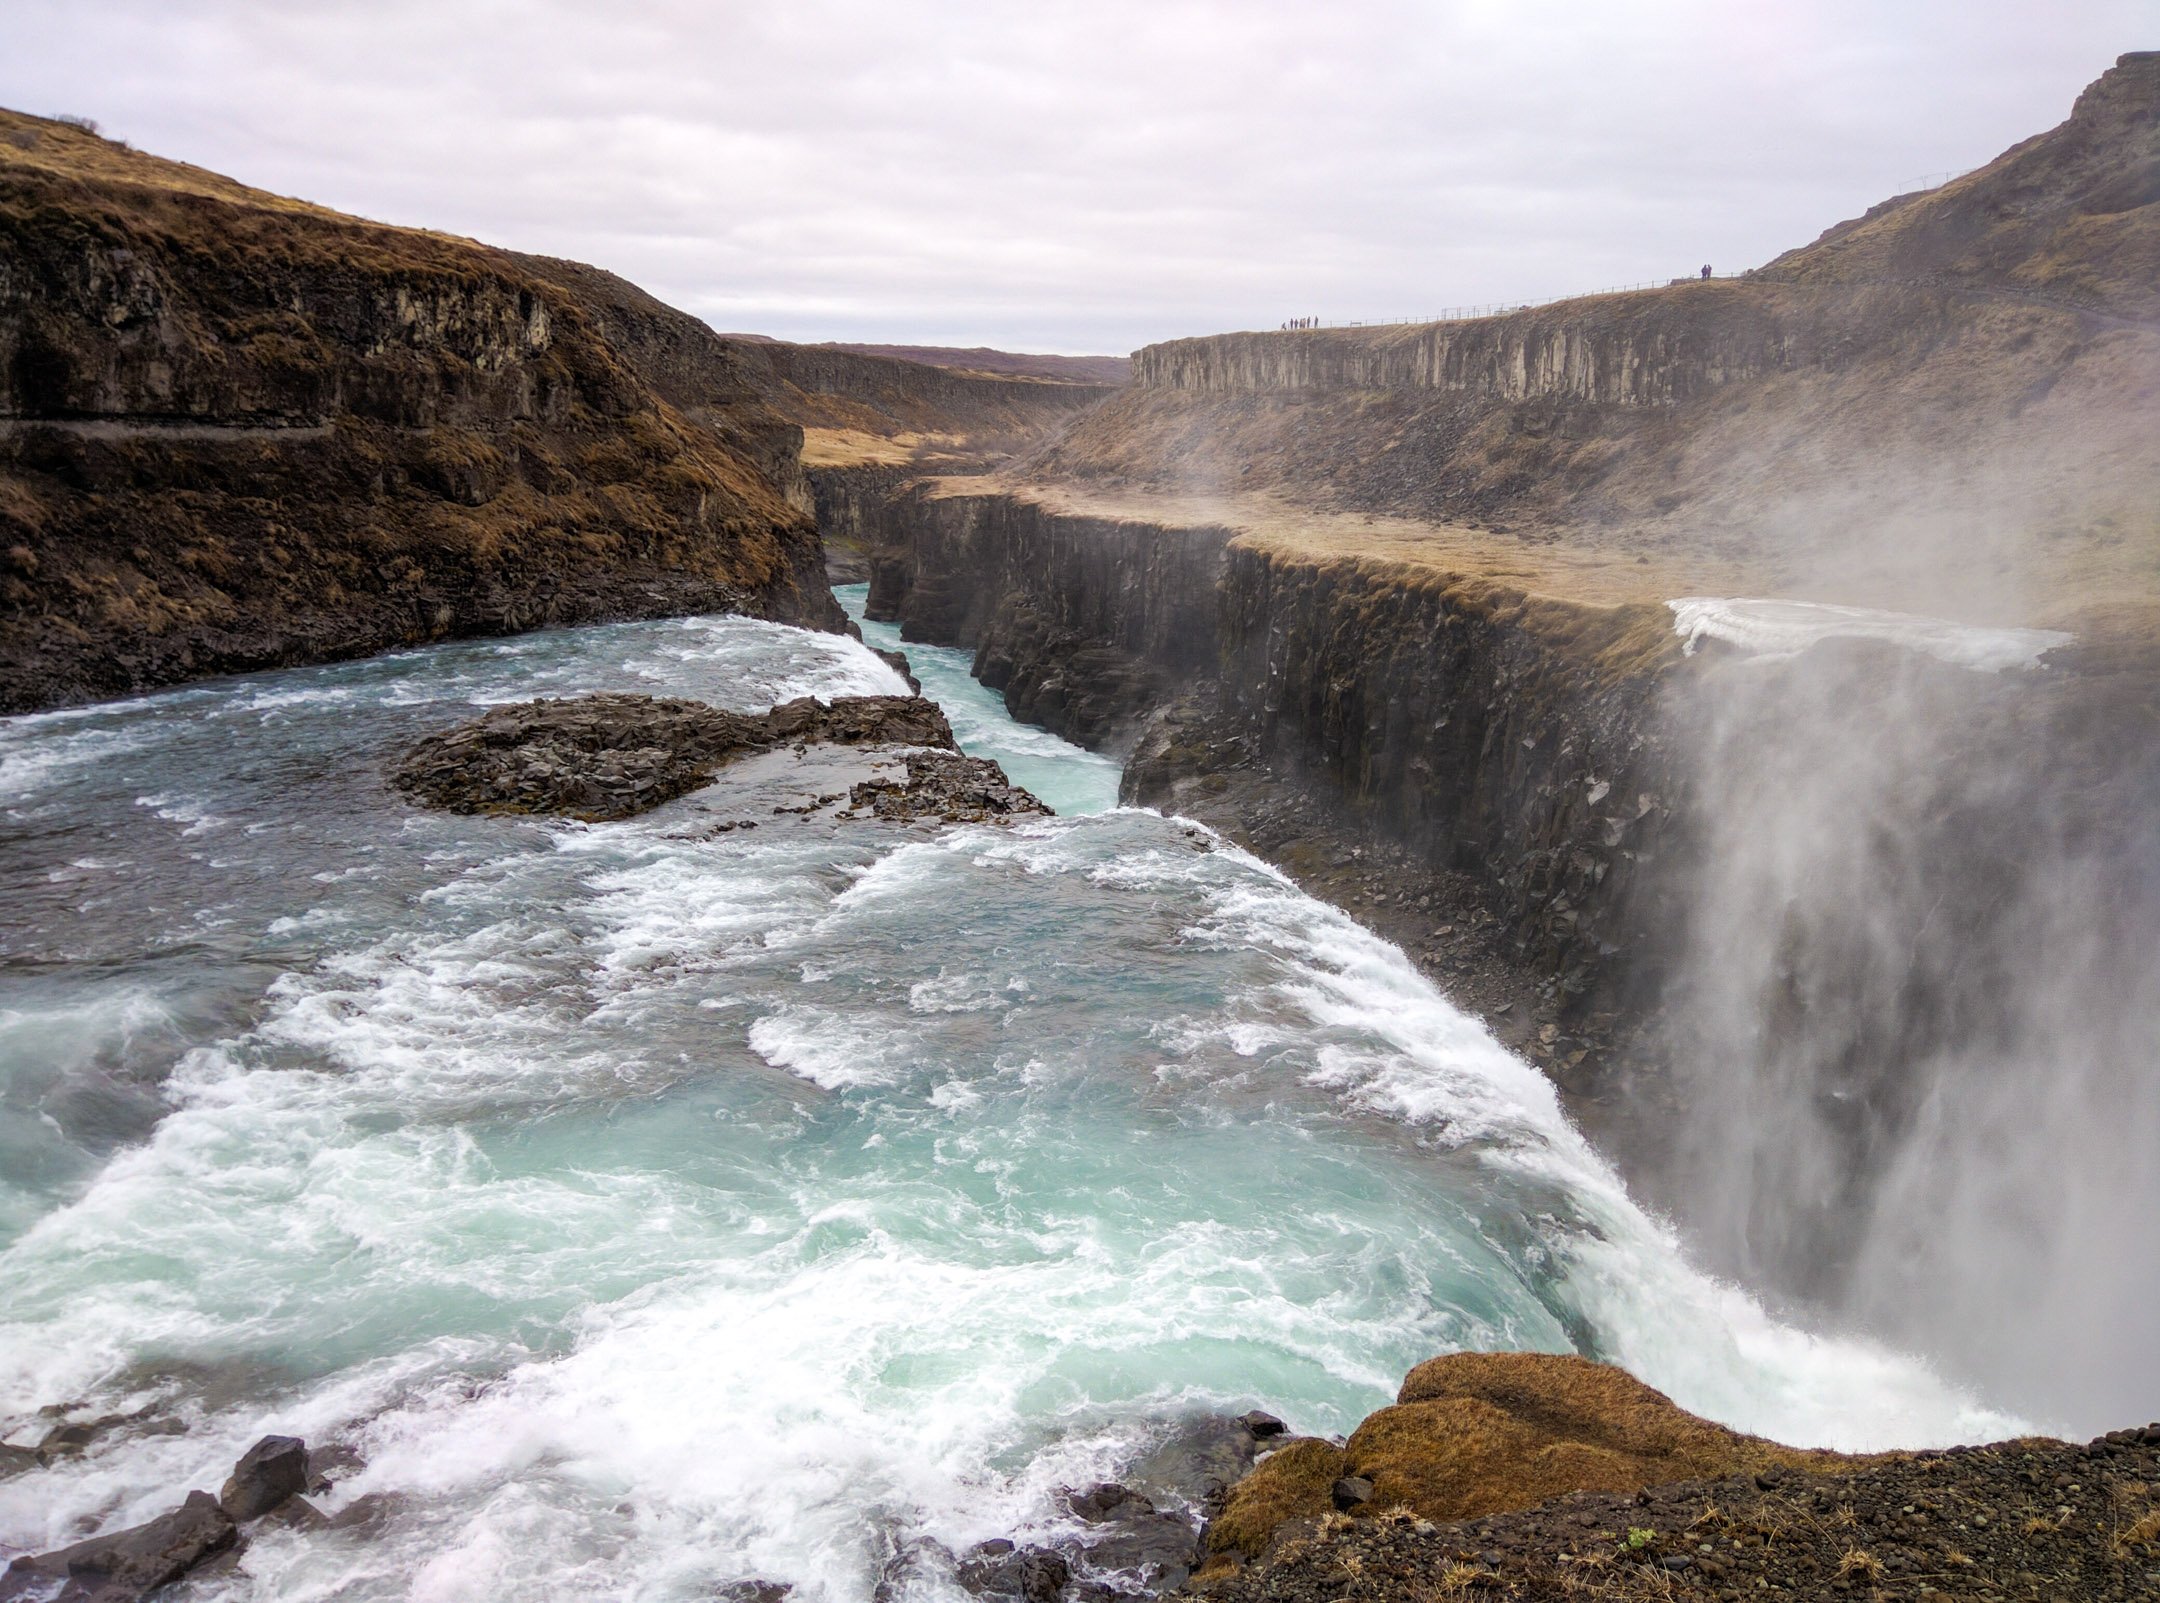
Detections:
[798, 428, 975, 467]
[1206, 1437, 1347, 1558]
[0, 106, 393, 227]
[1355, 1353, 1852, 1525]
[1836, 1546, 1885, 1582]
[2112, 1506, 2160, 1556]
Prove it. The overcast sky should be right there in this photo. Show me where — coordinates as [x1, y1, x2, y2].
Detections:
[3, 2, 2149, 354]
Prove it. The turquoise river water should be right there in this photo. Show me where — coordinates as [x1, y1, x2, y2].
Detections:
[0, 594, 2021, 1601]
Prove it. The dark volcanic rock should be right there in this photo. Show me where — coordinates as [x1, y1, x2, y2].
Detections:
[392, 692, 982, 821]
[0, 112, 844, 715]
[0, 1490, 237, 1603]
[845, 750, 1050, 825]
[872, 646, 923, 695]
[220, 1433, 310, 1520]
[1329, 1477, 1374, 1512]
[957, 1542, 1070, 1603]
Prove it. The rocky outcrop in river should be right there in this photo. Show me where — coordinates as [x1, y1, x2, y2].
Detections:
[394, 691, 1047, 824]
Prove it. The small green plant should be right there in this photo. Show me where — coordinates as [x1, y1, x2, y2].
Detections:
[1623, 1526, 1656, 1550]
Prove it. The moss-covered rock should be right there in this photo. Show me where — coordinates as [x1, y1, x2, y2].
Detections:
[1206, 1354, 1853, 1560]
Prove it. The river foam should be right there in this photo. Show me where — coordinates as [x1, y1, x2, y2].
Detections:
[0, 609, 2024, 1601]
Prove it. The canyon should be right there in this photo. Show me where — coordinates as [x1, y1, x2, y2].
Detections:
[0, 109, 1107, 711]
[847, 53, 2160, 1432]
[2, 47, 2158, 1603]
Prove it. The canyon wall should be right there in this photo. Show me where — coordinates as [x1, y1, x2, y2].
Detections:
[865, 484, 1228, 744]
[863, 482, 1679, 1017]
[0, 109, 843, 712]
[860, 474, 2160, 1427]
[1130, 281, 1826, 405]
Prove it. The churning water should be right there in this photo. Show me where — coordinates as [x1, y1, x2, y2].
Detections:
[0, 605, 2021, 1601]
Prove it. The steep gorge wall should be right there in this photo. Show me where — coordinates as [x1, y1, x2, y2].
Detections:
[863, 483, 1677, 1009]
[859, 475, 2160, 1425]
[0, 110, 840, 712]
[1205, 544, 1683, 1002]
[865, 484, 1227, 744]
[1131, 281, 1836, 407]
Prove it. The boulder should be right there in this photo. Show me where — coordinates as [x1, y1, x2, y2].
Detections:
[955, 1542, 1068, 1603]
[220, 1434, 310, 1520]
[1203, 1353, 1854, 1560]
[392, 693, 1017, 822]
[1329, 1476, 1374, 1511]
[0, 1490, 237, 1603]
[844, 750, 1049, 824]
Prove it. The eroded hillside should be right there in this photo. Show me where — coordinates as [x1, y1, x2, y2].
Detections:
[0, 108, 857, 711]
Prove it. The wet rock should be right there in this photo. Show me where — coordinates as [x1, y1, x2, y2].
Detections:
[0, 1490, 237, 1603]
[256, 1496, 329, 1533]
[220, 1434, 310, 1520]
[1124, 1415, 1267, 1509]
[38, 1420, 100, 1457]
[1064, 1484, 1152, 1523]
[1330, 1476, 1375, 1511]
[23, 1407, 181, 1463]
[843, 749, 1050, 825]
[304, 1441, 364, 1492]
[716, 1580, 793, 1603]
[1237, 1412, 1286, 1440]
[393, 693, 966, 821]
[872, 647, 923, 695]
[1071, 1512, 1201, 1593]
[955, 1541, 1068, 1603]
[1054, 1483, 1205, 1593]
[323, 1491, 404, 1535]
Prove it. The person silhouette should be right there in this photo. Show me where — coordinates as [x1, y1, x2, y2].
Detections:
[1700, 264, 1712, 280]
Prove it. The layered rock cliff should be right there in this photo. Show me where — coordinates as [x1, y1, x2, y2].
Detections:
[1027, 53, 2160, 595]
[0, 108, 852, 712]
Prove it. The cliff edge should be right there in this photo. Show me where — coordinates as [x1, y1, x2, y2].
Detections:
[0, 108, 845, 712]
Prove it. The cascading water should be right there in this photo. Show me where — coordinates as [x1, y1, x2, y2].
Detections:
[1643, 624, 2160, 1435]
[0, 604, 2020, 1601]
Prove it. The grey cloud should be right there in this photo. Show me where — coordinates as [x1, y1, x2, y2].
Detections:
[2, 0, 2149, 351]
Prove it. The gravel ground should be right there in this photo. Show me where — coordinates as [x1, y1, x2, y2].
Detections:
[1192, 1430, 2160, 1603]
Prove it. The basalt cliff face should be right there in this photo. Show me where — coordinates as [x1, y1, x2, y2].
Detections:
[850, 56, 2160, 1431]
[0, 109, 856, 712]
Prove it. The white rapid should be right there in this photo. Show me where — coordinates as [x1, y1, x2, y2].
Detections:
[0, 607, 2020, 1602]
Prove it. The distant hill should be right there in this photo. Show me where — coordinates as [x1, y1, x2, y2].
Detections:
[819, 344, 1129, 386]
